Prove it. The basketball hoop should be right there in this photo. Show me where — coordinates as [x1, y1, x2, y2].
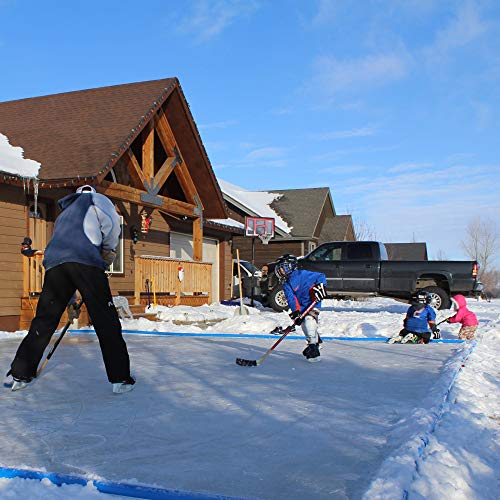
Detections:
[258, 234, 272, 245]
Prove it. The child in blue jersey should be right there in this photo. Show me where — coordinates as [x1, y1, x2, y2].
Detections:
[275, 254, 327, 362]
[393, 291, 439, 344]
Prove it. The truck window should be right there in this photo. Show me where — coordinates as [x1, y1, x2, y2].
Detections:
[308, 244, 343, 261]
[346, 243, 373, 260]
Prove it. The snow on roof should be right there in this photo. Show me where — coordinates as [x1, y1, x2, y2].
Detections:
[0, 132, 41, 179]
[217, 179, 292, 234]
[207, 217, 245, 230]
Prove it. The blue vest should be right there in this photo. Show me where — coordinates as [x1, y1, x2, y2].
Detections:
[43, 193, 105, 271]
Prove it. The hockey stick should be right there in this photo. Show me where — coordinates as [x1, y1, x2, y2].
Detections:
[36, 301, 83, 377]
[236, 300, 318, 367]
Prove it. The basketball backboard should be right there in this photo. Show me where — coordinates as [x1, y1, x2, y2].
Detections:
[245, 217, 274, 244]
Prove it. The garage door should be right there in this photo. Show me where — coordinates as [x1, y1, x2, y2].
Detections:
[170, 232, 219, 302]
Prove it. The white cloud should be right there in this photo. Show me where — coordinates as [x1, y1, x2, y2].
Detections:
[245, 147, 287, 160]
[388, 162, 433, 173]
[310, 0, 339, 27]
[198, 119, 238, 130]
[214, 146, 289, 170]
[310, 126, 377, 141]
[330, 163, 500, 260]
[176, 0, 259, 43]
[311, 53, 409, 97]
[424, 1, 488, 64]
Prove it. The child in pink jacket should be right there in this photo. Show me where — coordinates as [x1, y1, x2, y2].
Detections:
[446, 294, 479, 340]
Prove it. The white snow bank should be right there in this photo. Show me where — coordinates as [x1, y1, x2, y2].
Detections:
[363, 314, 499, 500]
[0, 477, 103, 498]
[0, 133, 41, 178]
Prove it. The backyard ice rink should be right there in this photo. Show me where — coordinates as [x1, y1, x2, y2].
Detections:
[0, 297, 498, 499]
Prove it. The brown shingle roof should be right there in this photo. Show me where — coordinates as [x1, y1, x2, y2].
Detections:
[0, 78, 228, 218]
[0, 78, 177, 181]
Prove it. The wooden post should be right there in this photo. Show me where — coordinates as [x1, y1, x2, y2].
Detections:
[142, 121, 154, 180]
[193, 217, 203, 261]
[134, 256, 141, 305]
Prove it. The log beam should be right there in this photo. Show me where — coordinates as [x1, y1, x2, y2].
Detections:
[98, 181, 197, 217]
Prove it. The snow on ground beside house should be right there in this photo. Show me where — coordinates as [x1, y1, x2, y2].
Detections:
[0, 132, 41, 178]
[0, 297, 498, 499]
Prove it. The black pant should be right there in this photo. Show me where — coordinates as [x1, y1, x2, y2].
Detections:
[399, 328, 431, 344]
[11, 262, 131, 383]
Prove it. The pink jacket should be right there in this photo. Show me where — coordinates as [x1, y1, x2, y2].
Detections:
[448, 294, 478, 327]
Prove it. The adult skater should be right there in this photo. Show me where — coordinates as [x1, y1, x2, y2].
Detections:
[7, 185, 134, 393]
[274, 254, 327, 362]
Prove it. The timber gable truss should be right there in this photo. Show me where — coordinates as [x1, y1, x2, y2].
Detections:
[98, 106, 204, 260]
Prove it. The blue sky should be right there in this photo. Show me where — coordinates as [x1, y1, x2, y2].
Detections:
[1, 0, 499, 262]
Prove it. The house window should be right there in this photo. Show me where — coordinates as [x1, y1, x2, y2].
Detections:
[308, 242, 317, 253]
[108, 216, 124, 273]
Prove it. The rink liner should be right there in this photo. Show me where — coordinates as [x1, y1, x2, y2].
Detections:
[69, 330, 465, 343]
[0, 466, 250, 499]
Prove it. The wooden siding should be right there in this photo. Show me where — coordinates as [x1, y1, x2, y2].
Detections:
[219, 239, 233, 300]
[233, 236, 304, 269]
[0, 185, 27, 318]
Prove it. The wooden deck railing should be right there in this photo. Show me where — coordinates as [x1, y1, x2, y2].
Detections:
[134, 255, 212, 305]
[23, 252, 45, 295]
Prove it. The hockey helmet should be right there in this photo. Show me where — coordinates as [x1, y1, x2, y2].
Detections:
[275, 254, 298, 282]
[411, 290, 432, 309]
[76, 185, 96, 194]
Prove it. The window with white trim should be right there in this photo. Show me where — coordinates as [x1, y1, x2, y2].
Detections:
[108, 216, 124, 273]
[308, 241, 317, 253]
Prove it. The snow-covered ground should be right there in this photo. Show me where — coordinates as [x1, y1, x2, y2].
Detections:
[0, 297, 498, 499]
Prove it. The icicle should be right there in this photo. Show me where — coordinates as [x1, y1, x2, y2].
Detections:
[33, 177, 39, 220]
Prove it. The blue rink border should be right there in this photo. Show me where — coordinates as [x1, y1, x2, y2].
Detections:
[68, 330, 464, 343]
[0, 466, 251, 500]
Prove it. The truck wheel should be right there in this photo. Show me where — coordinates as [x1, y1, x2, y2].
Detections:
[269, 286, 289, 312]
[422, 286, 451, 310]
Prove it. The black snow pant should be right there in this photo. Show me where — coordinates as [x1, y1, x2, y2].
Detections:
[399, 328, 431, 344]
[11, 262, 131, 383]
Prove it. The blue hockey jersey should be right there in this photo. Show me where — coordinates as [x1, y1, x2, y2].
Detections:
[282, 269, 327, 313]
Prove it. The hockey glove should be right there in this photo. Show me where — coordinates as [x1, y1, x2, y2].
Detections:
[310, 282, 327, 302]
[67, 302, 81, 322]
[289, 310, 303, 326]
[101, 249, 117, 267]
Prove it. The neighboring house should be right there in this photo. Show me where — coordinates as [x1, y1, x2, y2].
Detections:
[385, 242, 428, 261]
[0, 78, 235, 331]
[211, 181, 355, 268]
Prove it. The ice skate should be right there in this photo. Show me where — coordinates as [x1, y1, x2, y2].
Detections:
[11, 376, 34, 392]
[401, 333, 418, 344]
[112, 376, 136, 394]
[387, 335, 403, 344]
[302, 343, 321, 363]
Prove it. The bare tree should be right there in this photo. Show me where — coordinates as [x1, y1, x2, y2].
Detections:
[435, 249, 449, 261]
[354, 217, 377, 241]
[461, 216, 499, 286]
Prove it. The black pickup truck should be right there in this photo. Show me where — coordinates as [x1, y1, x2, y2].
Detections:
[260, 241, 483, 311]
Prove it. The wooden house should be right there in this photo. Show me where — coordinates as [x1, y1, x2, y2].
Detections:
[212, 182, 355, 268]
[0, 78, 236, 331]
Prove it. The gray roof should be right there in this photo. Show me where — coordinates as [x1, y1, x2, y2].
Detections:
[321, 215, 354, 241]
[268, 187, 332, 238]
[385, 243, 428, 260]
